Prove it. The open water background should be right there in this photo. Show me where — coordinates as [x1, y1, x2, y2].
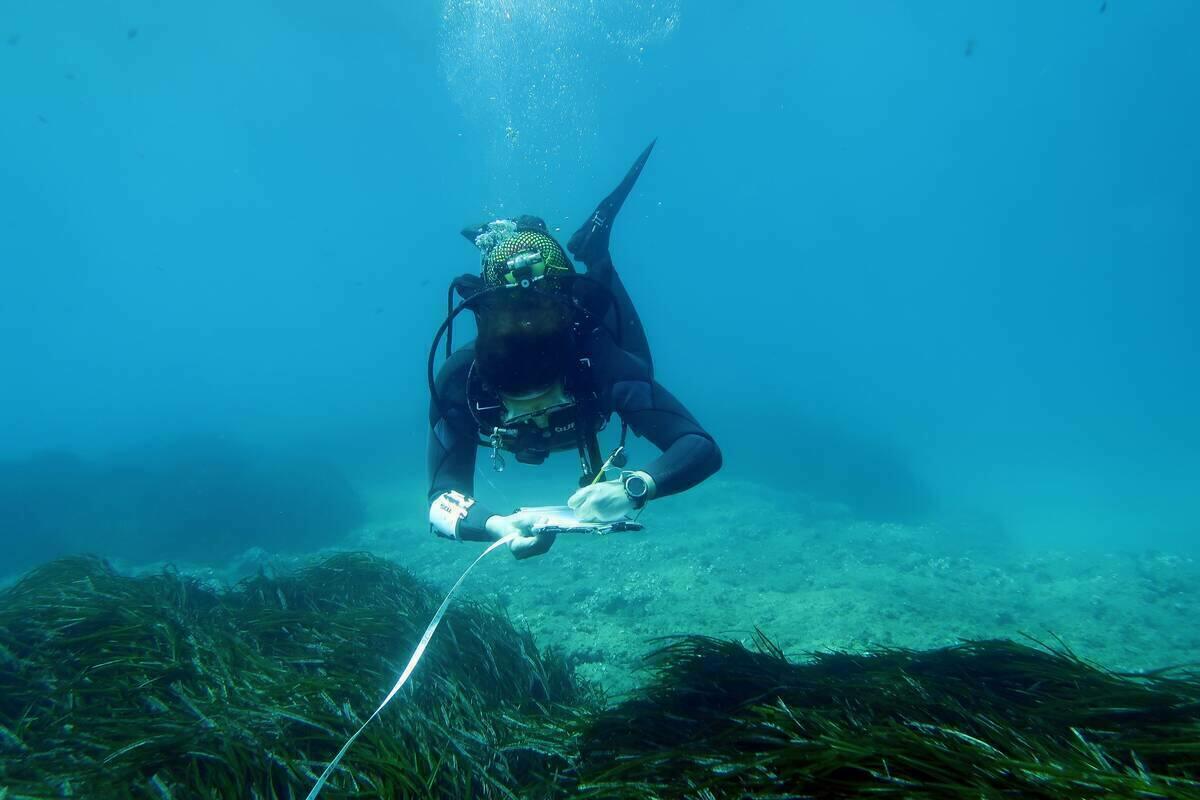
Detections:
[1, 1, 1197, 571]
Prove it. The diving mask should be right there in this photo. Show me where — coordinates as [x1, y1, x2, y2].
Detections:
[500, 382, 575, 425]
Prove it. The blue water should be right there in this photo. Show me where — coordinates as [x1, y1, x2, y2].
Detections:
[1, 1, 1197, 560]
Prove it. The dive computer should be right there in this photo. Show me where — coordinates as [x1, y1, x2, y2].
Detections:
[622, 472, 650, 509]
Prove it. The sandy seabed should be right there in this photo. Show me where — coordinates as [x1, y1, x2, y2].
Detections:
[342, 476, 1200, 699]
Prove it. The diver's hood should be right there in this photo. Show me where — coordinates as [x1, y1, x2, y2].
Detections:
[461, 216, 575, 289]
[460, 214, 553, 244]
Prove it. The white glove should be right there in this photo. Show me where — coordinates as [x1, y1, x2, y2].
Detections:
[485, 510, 557, 560]
[568, 479, 636, 522]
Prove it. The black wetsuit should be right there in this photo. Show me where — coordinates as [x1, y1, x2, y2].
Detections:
[426, 261, 722, 540]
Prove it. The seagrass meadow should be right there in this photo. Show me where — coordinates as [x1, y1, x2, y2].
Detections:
[3, 551, 1200, 798]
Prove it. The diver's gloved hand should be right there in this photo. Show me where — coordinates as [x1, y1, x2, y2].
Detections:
[485, 510, 557, 560]
[568, 480, 635, 523]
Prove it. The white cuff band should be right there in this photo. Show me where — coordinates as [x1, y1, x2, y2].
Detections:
[430, 490, 475, 540]
[633, 470, 657, 501]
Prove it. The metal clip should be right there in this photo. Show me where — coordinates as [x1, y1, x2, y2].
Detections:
[489, 427, 506, 472]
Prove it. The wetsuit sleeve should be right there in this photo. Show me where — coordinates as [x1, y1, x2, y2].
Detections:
[427, 347, 496, 540]
[608, 362, 722, 498]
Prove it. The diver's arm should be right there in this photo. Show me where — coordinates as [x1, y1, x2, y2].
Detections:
[611, 378, 722, 499]
[426, 425, 497, 542]
[568, 375, 719, 522]
[427, 425, 558, 564]
[426, 352, 497, 542]
[426, 407, 555, 557]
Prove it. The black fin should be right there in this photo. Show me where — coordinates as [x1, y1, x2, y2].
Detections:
[568, 139, 656, 267]
[461, 223, 487, 243]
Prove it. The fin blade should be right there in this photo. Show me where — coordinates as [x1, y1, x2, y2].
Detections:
[568, 138, 657, 265]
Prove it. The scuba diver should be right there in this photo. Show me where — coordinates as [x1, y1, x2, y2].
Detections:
[427, 141, 722, 559]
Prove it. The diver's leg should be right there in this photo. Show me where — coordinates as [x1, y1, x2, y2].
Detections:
[580, 254, 652, 371]
[568, 140, 657, 371]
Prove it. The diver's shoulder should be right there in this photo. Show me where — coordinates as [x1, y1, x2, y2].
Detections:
[434, 343, 476, 389]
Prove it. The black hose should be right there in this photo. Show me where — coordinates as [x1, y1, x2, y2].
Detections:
[445, 281, 458, 358]
[427, 287, 504, 424]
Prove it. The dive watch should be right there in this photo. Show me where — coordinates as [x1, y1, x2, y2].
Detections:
[622, 472, 650, 509]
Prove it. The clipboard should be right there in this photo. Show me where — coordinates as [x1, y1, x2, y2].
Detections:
[520, 505, 644, 536]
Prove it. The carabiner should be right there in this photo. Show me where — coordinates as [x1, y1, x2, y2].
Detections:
[489, 427, 506, 473]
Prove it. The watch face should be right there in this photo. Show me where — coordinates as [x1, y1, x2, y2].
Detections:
[625, 475, 648, 498]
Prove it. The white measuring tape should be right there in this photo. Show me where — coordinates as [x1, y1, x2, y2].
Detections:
[305, 532, 518, 799]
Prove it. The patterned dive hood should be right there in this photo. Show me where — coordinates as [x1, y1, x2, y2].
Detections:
[471, 219, 575, 289]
